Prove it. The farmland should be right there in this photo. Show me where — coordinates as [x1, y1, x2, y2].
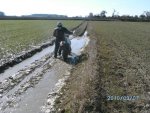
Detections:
[0, 20, 150, 113]
[92, 21, 150, 62]
[0, 21, 88, 113]
[0, 20, 81, 65]
[55, 21, 150, 113]
[90, 21, 150, 112]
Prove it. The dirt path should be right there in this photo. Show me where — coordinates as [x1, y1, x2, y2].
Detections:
[0, 32, 90, 113]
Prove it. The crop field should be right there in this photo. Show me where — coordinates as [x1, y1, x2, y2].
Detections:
[41, 21, 150, 113]
[92, 21, 150, 62]
[0, 20, 81, 64]
[0, 20, 150, 112]
[89, 21, 150, 112]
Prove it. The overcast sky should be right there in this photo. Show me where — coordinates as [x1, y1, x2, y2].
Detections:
[0, 0, 149, 17]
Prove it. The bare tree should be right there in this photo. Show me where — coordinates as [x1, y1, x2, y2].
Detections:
[100, 10, 107, 17]
[112, 9, 116, 17]
[144, 11, 150, 18]
[112, 9, 119, 18]
[140, 14, 146, 19]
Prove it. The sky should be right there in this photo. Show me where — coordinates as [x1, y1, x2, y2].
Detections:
[0, 0, 150, 17]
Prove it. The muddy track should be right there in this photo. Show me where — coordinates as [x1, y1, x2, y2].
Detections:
[0, 21, 87, 74]
[0, 22, 89, 113]
[0, 54, 54, 111]
[0, 40, 54, 74]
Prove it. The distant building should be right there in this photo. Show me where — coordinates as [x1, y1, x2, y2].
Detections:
[22, 14, 68, 18]
[0, 11, 5, 16]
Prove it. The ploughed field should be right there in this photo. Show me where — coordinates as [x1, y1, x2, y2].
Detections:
[0, 20, 81, 65]
[40, 21, 150, 113]
[90, 21, 150, 113]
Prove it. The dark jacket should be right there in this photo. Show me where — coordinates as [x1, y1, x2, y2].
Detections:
[53, 26, 72, 42]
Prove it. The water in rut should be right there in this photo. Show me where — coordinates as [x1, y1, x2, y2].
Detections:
[0, 32, 89, 113]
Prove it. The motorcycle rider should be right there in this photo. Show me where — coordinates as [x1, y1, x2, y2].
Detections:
[53, 22, 73, 58]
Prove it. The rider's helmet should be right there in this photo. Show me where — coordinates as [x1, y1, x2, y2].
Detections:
[57, 22, 62, 27]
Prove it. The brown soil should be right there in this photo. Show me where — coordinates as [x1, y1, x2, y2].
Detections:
[54, 23, 100, 113]
[54, 22, 150, 113]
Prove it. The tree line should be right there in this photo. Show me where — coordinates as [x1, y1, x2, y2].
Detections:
[88, 10, 150, 22]
[0, 10, 150, 22]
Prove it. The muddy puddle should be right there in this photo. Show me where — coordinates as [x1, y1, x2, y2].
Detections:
[71, 32, 89, 55]
[0, 31, 90, 113]
[0, 46, 54, 81]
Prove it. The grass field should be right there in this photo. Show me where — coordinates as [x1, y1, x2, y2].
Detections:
[0, 20, 81, 62]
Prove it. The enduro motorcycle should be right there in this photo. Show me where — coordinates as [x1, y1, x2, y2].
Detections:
[59, 41, 71, 62]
